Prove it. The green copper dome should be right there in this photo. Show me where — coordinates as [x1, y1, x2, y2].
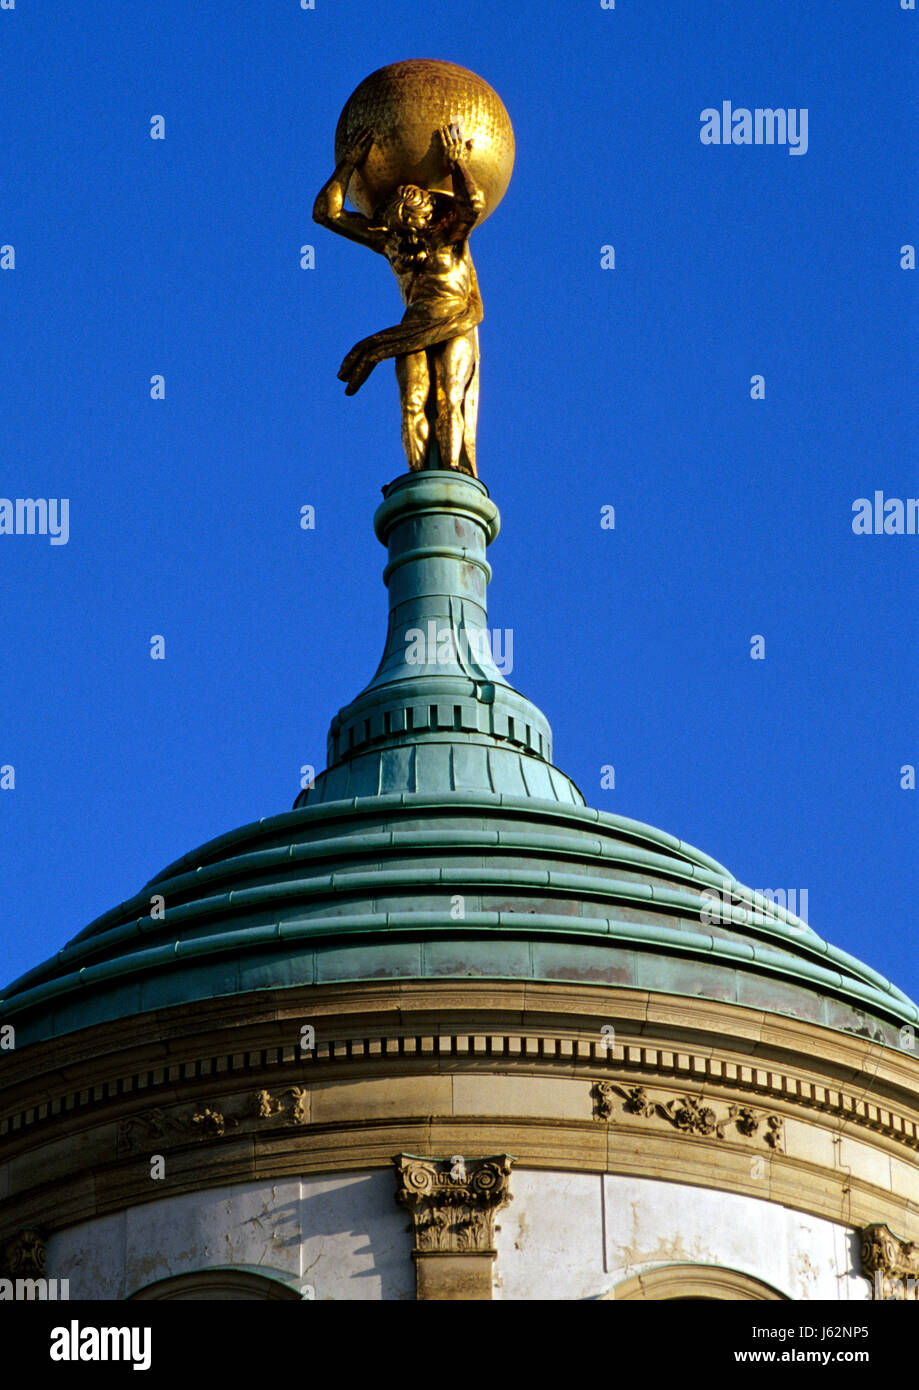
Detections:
[2, 473, 916, 1045]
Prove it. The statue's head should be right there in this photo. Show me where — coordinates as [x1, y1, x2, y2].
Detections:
[382, 185, 436, 233]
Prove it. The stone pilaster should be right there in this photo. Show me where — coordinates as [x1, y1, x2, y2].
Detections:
[393, 1153, 514, 1300]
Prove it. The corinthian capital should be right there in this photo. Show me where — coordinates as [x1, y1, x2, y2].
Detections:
[393, 1153, 514, 1254]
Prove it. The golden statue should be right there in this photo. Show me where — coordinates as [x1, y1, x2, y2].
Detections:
[313, 60, 514, 477]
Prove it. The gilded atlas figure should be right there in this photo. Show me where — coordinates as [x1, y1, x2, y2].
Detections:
[313, 60, 515, 477]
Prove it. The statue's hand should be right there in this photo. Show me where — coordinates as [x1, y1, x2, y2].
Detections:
[439, 122, 473, 167]
[343, 124, 375, 168]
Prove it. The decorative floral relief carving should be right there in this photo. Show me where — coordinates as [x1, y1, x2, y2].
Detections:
[117, 1101, 241, 1152]
[663, 1095, 726, 1137]
[252, 1087, 309, 1124]
[729, 1105, 761, 1137]
[592, 1082, 783, 1149]
[117, 1108, 175, 1155]
[254, 1089, 279, 1118]
[764, 1115, 784, 1149]
[594, 1081, 617, 1120]
[190, 1105, 236, 1138]
[622, 1085, 655, 1118]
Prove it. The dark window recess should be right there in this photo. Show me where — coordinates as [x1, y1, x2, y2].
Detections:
[430, 705, 438, 727]
[364, 719, 371, 741]
[508, 717, 516, 742]
[454, 705, 463, 729]
[406, 708, 414, 731]
[384, 711, 391, 734]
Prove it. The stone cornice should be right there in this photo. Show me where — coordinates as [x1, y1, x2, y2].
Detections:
[3, 980, 915, 1088]
[3, 985, 918, 1157]
[2, 982, 919, 1246]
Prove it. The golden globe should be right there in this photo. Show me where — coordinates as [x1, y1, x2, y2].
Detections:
[334, 58, 514, 222]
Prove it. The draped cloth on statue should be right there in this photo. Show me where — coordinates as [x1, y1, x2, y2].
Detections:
[337, 265, 482, 472]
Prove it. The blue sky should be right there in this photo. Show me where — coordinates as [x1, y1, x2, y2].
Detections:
[2, 0, 917, 1006]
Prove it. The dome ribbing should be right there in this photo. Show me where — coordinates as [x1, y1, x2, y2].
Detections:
[2, 472, 915, 1047]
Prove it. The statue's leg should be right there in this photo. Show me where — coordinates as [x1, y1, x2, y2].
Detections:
[395, 350, 430, 471]
[434, 332, 476, 475]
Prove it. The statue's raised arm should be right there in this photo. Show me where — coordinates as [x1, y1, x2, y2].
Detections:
[436, 124, 486, 242]
[313, 127, 385, 253]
